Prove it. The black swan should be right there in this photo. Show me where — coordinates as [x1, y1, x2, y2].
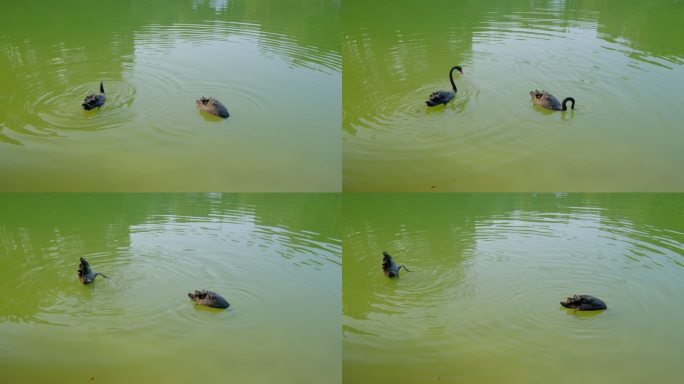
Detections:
[77, 257, 109, 284]
[82, 82, 106, 110]
[188, 289, 230, 309]
[530, 90, 575, 111]
[196, 97, 230, 118]
[426, 66, 463, 107]
[382, 251, 411, 278]
[560, 294, 606, 311]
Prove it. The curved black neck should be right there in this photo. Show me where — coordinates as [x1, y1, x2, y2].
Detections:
[561, 97, 575, 111]
[449, 67, 459, 92]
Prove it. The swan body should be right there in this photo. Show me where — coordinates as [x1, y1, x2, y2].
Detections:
[77, 257, 109, 284]
[188, 289, 230, 309]
[530, 89, 575, 111]
[426, 66, 463, 107]
[82, 82, 106, 110]
[560, 294, 606, 311]
[382, 251, 411, 278]
[196, 97, 230, 118]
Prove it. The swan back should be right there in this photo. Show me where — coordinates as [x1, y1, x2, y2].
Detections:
[78, 257, 96, 284]
[196, 97, 230, 118]
[530, 89, 562, 111]
[82, 82, 106, 110]
[188, 289, 230, 309]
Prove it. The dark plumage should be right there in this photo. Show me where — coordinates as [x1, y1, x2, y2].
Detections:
[382, 251, 411, 278]
[560, 294, 607, 311]
[426, 66, 463, 107]
[188, 289, 230, 309]
[82, 82, 106, 110]
[530, 89, 575, 111]
[196, 97, 230, 118]
[77, 257, 109, 284]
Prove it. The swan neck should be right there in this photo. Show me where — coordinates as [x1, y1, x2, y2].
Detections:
[562, 97, 575, 111]
[449, 67, 458, 92]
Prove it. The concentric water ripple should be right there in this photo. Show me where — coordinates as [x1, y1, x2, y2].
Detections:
[2, 199, 340, 341]
[344, 2, 684, 191]
[135, 21, 340, 74]
[31, 80, 137, 132]
[344, 194, 684, 382]
[0, 2, 341, 192]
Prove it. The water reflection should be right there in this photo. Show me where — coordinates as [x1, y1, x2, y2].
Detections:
[0, 193, 341, 324]
[192, 0, 229, 13]
[343, 0, 684, 191]
[0, 0, 340, 137]
[343, 193, 684, 383]
[1, 0, 340, 73]
[0, 1, 341, 193]
[0, 193, 341, 383]
[344, 0, 684, 132]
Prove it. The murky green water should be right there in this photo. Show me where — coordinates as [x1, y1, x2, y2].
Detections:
[0, 0, 341, 191]
[343, 193, 684, 383]
[343, 0, 684, 191]
[0, 193, 341, 383]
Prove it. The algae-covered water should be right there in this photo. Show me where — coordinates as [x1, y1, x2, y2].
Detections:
[0, 193, 341, 383]
[343, 0, 684, 191]
[0, 0, 341, 191]
[343, 193, 684, 383]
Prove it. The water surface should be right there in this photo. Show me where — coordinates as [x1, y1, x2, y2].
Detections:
[343, 0, 684, 191]
[0, 193, 341, 383]
[0, 0, 341, 191]
[343, 193, 684, 383]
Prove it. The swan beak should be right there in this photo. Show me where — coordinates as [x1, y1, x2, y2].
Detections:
[459, 69, 464, 75]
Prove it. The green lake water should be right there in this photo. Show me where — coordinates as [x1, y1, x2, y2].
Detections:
[0, 193, 341, 383]
[343, 193, 684, 383]
[0, 0, 341, 191]
[343, 0, 684, 191]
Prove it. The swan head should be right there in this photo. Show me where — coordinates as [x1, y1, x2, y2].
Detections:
[455, 66, 463, 74]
